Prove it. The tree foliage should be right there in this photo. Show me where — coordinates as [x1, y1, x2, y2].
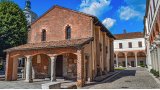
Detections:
[0, 0, 27, 57]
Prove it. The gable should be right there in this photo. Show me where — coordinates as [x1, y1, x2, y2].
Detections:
[30, 5, 93, 43]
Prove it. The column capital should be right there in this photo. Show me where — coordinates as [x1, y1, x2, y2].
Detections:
[115, 52, 119, 56]
[50, 56, 57, 60]
[75, 49, 83, 55]
[124, 52, 128, 57]
[48, 54, 57, 57]
[134, 52, 138, 56]
[25, 55, 33, 59]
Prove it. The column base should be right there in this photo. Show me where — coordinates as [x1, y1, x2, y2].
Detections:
[25, 79, 33, 83]
[77, 79, 85, 88]
[51, 79, 56, 82]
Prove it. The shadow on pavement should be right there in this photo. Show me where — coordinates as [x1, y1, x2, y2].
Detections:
[105, 70, 136, 83]
[84, 70, 136, 88]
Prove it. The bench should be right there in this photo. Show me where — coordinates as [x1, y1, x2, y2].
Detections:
[41, 82, 61, 89]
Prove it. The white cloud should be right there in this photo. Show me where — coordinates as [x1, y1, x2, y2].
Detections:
[124, 0, 146, 9]
[79, 0, 111, 17]
[118, 6, 143, 20]
[102, 18, 116, 29]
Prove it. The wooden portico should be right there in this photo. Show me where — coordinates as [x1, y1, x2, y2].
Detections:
[4, 37, 93, 87]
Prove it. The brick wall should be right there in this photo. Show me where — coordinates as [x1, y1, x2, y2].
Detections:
[32, 54, 49, 79]
[29, 6, 93, 43]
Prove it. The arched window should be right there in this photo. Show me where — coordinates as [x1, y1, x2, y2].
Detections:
[66, 26, 71, 40]
[41, 29, 46, 41]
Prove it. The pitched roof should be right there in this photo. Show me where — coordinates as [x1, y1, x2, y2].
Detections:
[31, 5, 115, 39]
[4, 37, 94, 52]
[114, 32, 144, 40]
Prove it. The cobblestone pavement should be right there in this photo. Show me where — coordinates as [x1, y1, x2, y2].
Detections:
[0, 79, 49, 89]
[0, 79, 75, 89]
[0, 68, 160, 89]
[83, 67, 160, 89]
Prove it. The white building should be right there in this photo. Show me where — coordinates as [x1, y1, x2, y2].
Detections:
[114, 32, 146, 68]
[144, 0, 160, 73]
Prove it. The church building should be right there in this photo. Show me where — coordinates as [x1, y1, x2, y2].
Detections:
[4, 0, 115, 87]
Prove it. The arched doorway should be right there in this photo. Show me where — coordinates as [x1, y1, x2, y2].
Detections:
[56, 53, 77, 81]
[127, 52, 135, 67]
[32, 54, 50, 79]
[117, 52, 125, 67]
[137, 52, 146, 67]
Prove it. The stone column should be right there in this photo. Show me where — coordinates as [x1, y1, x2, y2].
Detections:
[154, 49, 157, 70]
[155, 49, 159, 71]
[50, 56, 56, 82]
[25, 56, 33, 83]
[150, 51, 154, 70]
[76, 49, 85, 88]
[147, 42, 152, 70]
[115, 53, 119, 67]
[153, 49, 157, 71]
[152, 50, 155, 70]
[135, 52, 138, 67]
[125, 53, 128, 68]
[157, 46, 160, 75]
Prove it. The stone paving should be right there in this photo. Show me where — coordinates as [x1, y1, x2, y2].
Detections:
[0, 79, 76, 89]
[83, 67, 160, 89]
[0, 67, 160, 89]
[0, 79, 49, 89]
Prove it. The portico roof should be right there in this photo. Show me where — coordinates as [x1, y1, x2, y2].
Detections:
[4, 37, 94, 52]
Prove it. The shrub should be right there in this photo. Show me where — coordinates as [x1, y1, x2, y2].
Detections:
[139, 63, 145, 67]
[150, 69, 159, 77]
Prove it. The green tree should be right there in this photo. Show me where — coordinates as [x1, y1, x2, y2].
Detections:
[0, 0, 27, 57]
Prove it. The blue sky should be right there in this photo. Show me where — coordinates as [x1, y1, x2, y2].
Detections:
[12, 0, 146, 34]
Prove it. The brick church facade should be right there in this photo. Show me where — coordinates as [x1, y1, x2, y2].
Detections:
[4, 5, 115, 87]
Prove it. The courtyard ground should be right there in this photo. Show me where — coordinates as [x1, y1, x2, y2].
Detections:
[0, 67, 160, 89]
[83, 67, 160, 89]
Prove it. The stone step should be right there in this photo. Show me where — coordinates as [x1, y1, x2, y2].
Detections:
[61, 83, 77, 89]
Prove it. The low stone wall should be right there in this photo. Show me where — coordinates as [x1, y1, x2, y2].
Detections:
[41, 82, 61, 89]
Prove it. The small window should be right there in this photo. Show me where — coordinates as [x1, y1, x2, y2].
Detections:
[41, 29, 46, 41]
[119, 43, 122, 49]
[138, 42, 142, 47]
[128, 42, 132, 48]
[66, 26, 71, 40]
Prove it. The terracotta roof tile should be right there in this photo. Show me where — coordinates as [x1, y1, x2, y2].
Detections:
[4, 37, 94, 52]
[114, 32, 144, 40]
